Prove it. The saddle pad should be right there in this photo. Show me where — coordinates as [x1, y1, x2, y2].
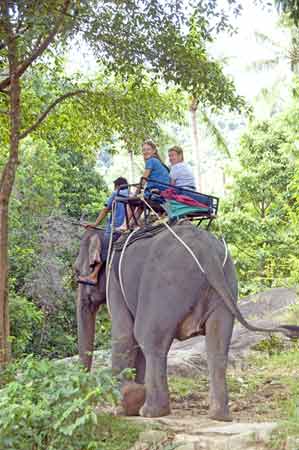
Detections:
[162, 200, 211, 219]
[113, 223, 166, 252]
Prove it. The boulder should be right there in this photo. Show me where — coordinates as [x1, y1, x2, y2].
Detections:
[168, 287, 297, 375]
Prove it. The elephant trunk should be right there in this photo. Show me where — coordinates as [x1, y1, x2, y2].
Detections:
[77, 288, 98, 371]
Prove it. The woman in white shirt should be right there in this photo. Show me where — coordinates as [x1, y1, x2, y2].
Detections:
[168, 145, 196, 190]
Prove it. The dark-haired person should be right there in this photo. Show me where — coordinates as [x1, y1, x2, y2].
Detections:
[78, 177, 128, 286]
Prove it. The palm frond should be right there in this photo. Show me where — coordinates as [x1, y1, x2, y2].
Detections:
[253, 31, 281, 49]
[199, 110, 231, 159]
[246, 57, 281, 72]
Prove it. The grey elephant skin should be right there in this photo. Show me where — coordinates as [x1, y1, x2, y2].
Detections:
[75, 222, 299, 421]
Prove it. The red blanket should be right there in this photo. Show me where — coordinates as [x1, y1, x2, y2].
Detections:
[161, 189, 209, 208]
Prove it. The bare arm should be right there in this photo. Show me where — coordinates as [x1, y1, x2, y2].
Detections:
[95, 207, 109, 226]
[85, 206, 109, 228]
[136, 169, 151, 194]
[141, 169, 151, 186]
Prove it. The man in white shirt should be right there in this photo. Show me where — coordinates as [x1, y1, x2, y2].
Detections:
[168, 145, 196, 190]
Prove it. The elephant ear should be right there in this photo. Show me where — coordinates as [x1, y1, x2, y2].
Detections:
[88, 232, 102, 267]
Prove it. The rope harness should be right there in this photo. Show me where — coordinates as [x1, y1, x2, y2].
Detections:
[105, 193, 228, 317]
[105, 200, 116, 317]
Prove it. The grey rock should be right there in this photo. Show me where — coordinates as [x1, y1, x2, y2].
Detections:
[173, 421, 277, 450]
[168, 287, 297, 376]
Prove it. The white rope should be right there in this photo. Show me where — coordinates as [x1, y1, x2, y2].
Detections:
[141, 196, 205, 274]
[105, 200, 117, 318]
[106, 199, 116, 269]
[118, 227, 140, 308]
[222, 237, 228, 267]
[105, 249, 115, 317]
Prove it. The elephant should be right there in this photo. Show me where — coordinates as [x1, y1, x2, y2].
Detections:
[75, 221, 299, 421]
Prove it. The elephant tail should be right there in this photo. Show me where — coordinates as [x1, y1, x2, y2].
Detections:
[205, 258, 299, 339]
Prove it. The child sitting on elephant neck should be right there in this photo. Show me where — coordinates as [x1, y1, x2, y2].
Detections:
[78, 177, 128, 286]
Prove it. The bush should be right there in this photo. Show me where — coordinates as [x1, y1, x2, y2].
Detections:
[0, 356, 122, 450]
[9, 292, 44, 358]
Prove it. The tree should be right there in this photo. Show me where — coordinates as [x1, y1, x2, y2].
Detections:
[275, 0, 299, 25]
[0, 0, 86, 365]
[219, 104, 299, 295]
[0, 0, 244, 365]
[184, 15, 244, 190]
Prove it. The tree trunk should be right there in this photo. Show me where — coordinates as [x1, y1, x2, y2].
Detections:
[0, 17, 21, 366]
[0, 199, 10, 365]
[128, 150, 135, 184]
[190, 97, 202, 191]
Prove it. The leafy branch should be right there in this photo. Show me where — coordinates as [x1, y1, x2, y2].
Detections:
[0, 0, 71, 91]
[20, 89, 87, 139]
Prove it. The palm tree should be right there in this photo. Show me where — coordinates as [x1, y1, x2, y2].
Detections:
[252, 28, 299, 75]
[275, 0, 299, 25]
[189, 96, 232, 192]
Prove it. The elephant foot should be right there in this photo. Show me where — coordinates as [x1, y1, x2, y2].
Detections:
[139, 402, 170, 418]
[208, 410, 233, 422]
[121, 382, 146, 416]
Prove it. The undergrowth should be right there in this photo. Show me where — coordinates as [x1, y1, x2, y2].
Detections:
[0, 356, 143, 450]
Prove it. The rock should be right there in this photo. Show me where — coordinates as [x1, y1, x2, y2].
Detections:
[139, 429, 168, 444]
[128, 429, 169, 449]
[173, 421, 277, 450]
[128, 417, 278, 450]
[286, 436, 299, 450]
[168, 287, 297, 376]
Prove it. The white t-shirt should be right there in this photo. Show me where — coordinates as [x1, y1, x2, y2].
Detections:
[170, 162, 196, 188]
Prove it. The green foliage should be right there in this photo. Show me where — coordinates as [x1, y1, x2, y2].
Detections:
[95, 306, 112, 350]
[275, 0, 299, 25]
[169, 376, 206, 398]
[252, 335, 286, 356]
[57, 148, 107, 218]
[218, 97, 299, 295]
[9, 293, 44, 358]
[0, 356, 143, 450]
[5, 133, 108, 358]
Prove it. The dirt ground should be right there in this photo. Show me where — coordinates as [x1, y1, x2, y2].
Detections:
[170, 370, 289, 423]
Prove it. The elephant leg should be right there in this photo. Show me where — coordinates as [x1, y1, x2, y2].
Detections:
[135, 347, 146, 384]
[139, 351, 170, 417]
[77, 289, 99, 371]
[205, 304, 234, 422]
[109, 278, 145, 415]
[134, 319, 173, 417]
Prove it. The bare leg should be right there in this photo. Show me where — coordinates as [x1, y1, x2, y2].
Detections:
[205, 304, 234, 421]
[128, 207, 143, 228]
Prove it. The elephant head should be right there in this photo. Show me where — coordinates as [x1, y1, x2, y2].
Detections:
[74, 228, 106, 370]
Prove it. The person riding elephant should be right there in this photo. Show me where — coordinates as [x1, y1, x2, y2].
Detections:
[120, 140, 170, 230]
[78, 177, 128, 286]
[75, 221, 299, 420]
[168, 145, 196, 190]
